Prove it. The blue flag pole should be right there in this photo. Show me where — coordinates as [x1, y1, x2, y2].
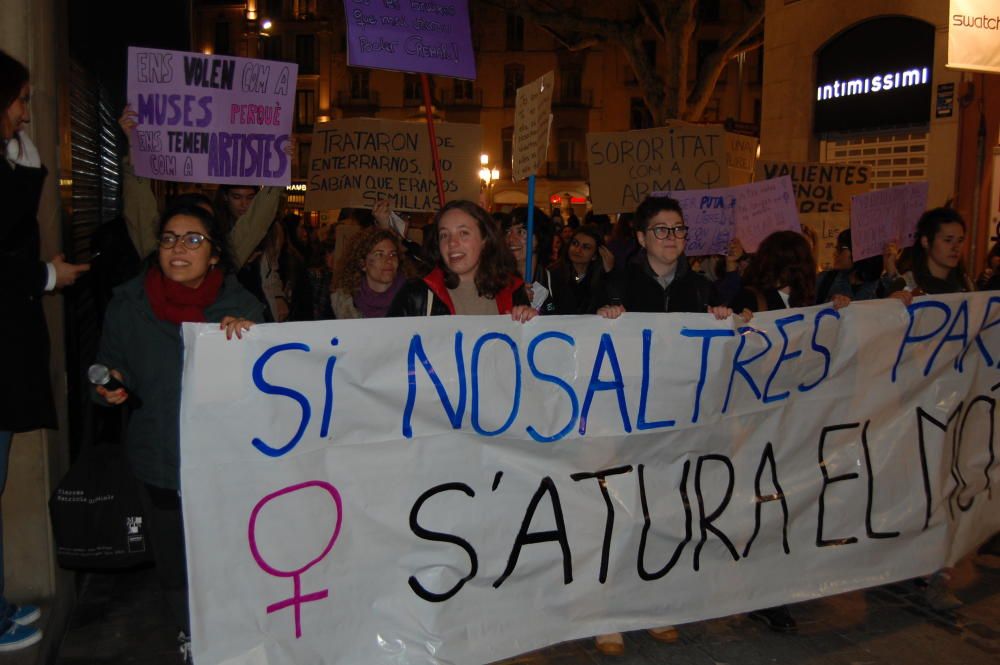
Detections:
[525, 175, 536, 283]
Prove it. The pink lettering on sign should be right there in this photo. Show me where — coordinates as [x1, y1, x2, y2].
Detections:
[247, 480, 343, 639]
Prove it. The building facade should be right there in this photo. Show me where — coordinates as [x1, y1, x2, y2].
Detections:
[760, 0, 999, 270]
[192, 0, 763, 218]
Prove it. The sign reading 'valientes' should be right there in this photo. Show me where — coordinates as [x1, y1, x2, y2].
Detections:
[343, 0, 476, 79]
[126, 47, 297, 185]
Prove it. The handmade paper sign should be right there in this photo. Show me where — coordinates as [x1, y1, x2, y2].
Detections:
[726, 132, 758, 185]
[305, 117, 482, 212]
[587, 123, 729, 214]
[660, 176, 800, 255]
[512, 72, 554, 182]
[343, 0, 476, 79]
[850, 182, 930, 260]
[755, 160, 872, 214]
[126, 47, 296, 185]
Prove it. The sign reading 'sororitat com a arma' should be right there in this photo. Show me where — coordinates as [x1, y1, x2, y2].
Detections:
[126, 47, 297, 185]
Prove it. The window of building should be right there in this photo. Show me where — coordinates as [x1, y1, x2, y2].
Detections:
[296, 34, 316, 74]
[697, 39, 719, 78]
[644, 40, 657, 68]
[506, 13, 524, 51]
[560, 67, 583, 103]
[630, 98, 653, 129]
[454, 79, 475, 101]
[557, 138, 580, 176]
[296, 89, 315, 128]
[297, 140, 311, 180]
[259, 35, 283, 61]
[350, 68, 370, 100]
[214, 21, 231, 56]
[699, 0, 721, 22]
[501, 126, 514, 172]
[503, 64, 524, 106]
[821, 129, 929, 189]
[404, 74, 425, 105]
[703, 96, 721, 121]
[293, 0, 317, 19]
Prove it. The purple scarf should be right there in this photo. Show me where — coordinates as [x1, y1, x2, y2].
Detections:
[354, 273, 405, 318]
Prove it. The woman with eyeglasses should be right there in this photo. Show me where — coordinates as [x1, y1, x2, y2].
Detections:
[550, 224, 613, 315]
[598, 195, 735, 320]
[331, 227, 409, 319]
[388, 200, 536, 322]
[92, 202, 264, 655]
[815, 229, 886, 304]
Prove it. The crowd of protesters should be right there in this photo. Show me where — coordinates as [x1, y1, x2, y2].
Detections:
[4, 43, 1000, 663]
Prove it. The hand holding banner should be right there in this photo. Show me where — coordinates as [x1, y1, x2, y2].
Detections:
[126, 47, 297, 185]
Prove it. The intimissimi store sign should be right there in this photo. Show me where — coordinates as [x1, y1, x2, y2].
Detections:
[814, 17, 934, 133]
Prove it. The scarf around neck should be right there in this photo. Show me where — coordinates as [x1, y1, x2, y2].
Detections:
[144, 266, 224, 325]
[354, 272, 405, 318]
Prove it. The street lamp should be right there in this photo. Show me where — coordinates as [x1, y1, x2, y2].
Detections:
[479, 154, 499, 211]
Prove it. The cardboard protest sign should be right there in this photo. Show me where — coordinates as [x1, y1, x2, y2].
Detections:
[586, 124, 729, 214]
[850, 182, 929, 260]
[512, 72, 554, 182]
[181, 293, 1000, 665]
[726, 132, 758, 185]
[126, 47, 296, 185]
[755, 161, 872, 214]
[948, 0, 1000, 74]
[664, 176, 800, 255]
[343, 0, 476, 79]
[801, 213, 850, 271]
[305, 118, 482, 212]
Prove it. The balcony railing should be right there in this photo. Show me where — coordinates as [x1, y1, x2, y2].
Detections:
[336, 90, 381, 108]
[546, 161, 587, 179]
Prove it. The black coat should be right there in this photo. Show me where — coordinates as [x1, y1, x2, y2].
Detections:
[0, 160, 57, 432]
[604, 257, 719, 314]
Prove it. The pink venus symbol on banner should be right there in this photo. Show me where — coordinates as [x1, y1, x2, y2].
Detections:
[248, 481, 343, 639]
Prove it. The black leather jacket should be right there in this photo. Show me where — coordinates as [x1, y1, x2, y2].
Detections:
[604, 256, 718, 314]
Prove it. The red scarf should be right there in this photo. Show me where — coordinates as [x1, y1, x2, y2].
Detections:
[144, 267, 224, 325]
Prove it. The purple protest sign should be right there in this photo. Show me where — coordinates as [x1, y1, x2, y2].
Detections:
[343, 0, 476, 80]
[850, 182, 929, 260]
[126, 47, 297, 185]
[654, 176, 799, 255]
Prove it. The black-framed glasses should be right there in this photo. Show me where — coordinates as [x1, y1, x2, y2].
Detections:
[159, 232, 212, 250]
[648, 225, 689, 240]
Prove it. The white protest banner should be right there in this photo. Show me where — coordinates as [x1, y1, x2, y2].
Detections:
[948, 0, 1000, 74]
[851, 182, 930, 260]
[182, 293, 1000, 665]
[305, 118, 482, 212]
[512, 72, 554, 182]
[661, 176, 799, 255]
[755, 161, 872, 214]
[586, 123, 729, 214]
[126, 47, 297, 185]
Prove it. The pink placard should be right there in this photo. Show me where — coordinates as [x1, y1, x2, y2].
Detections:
[850, 182, 929, 260]
[126, 47, 297, 185]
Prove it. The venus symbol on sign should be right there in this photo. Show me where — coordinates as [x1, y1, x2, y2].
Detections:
[247, 481, 343, 639]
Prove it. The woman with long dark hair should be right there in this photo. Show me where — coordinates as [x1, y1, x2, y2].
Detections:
[0, 49, 89, 651]
[388, 200, 535, 321]
[94, 203, 263, 660]
[550, 224, 611, 314]
[892, 207, 973, 298]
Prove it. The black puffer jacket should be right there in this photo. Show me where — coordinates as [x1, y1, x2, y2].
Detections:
[604, 256, 718, 314]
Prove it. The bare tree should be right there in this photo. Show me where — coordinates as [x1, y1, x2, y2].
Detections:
[483, 0, 764, 125]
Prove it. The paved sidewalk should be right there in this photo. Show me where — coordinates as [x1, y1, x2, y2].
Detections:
[54, 556, 1000, 665]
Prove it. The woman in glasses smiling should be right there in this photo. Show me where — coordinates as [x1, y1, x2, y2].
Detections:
[91, 203, 264, 649]
[598, 195, 734, 320]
